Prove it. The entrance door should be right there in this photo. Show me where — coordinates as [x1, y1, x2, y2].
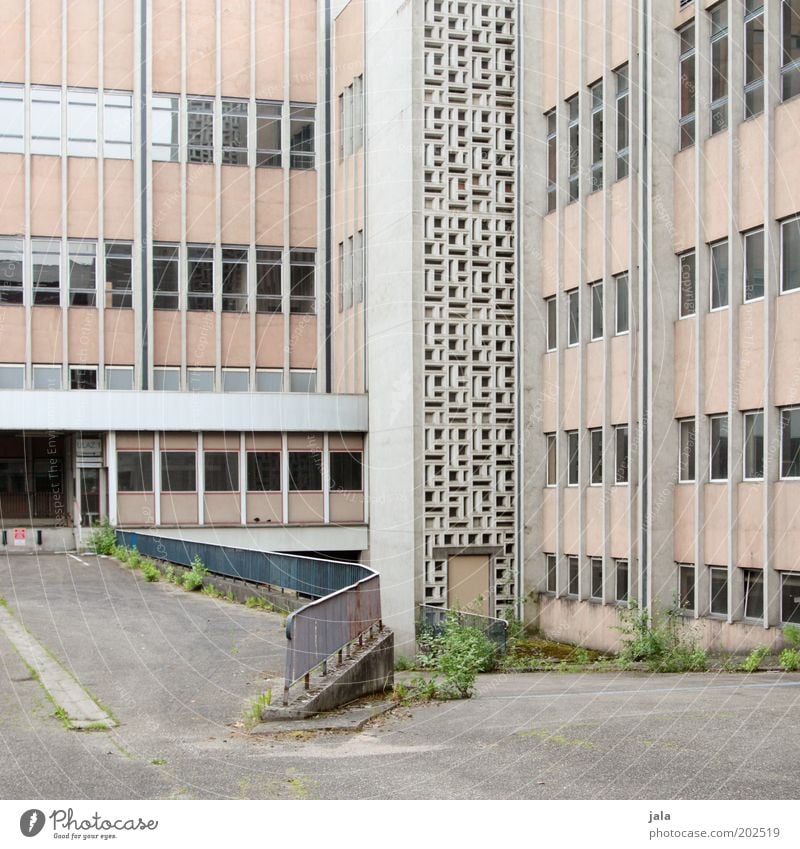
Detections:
[79, 468, 101, 527]
[447, 555, 491, 616]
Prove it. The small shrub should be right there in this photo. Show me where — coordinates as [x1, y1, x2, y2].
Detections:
[225, 591, 235, 602]
[128, 547, 143, 569]
[617, 602, 708, 673]
[435, 611, 496, 699]
[394, 655, 416, 672]
[202, 584, 222, 599]
[141, 561, 160, 582]
[88, 520, 117, 556]
[740, 645, 769, 673]
[784, 624, 800, 648]
[113, 544, 130, 563]
[245, 595, 273, 610]
[780, 648, 800, 672]
[181, 555, 207, 591]
[243, 690, 272, 727]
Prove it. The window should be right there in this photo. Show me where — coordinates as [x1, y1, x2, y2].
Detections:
[187, 245, 214, 311]
[0, 84, 23, 153]
[0, 365, 24, 389]
[105, 242, 132, 308]
[222, 248, 248, 312]
[744, 410, 764, 480]
[590, 428, 603, 485]
[222, 369, 249, 393]
[546, 296, 557, 350]
[68, 240, 97, 306]
[32, 365, 61, 390]
[710, 414, 729, 481]
[0, 237, 23, 304]
[567, 556, 579, 596]
[152, 95, 180, 161]
[290, 370, 316, 393]
[590, 81, 603, 192]
[204, 452, 239, 492]
[290, 251, 315, 313]
[187, 368, 214, 392]
[288, 451, 322, 491]
[289, 104, 315, 169]
[342, 84, 353, 157]
[153, 244, 179, 310]
[743, 229, 764, 301]
[546, 554, 557, 593]
[545, 109, 557, 212]
[31, 87, 61, 155]
[678, 564, 696, 611]
[782, 217, 800, 292]
[546, 433, 557, 486]
[591, 282, 603, 340]
[567, 289, 579, 346]
[590, 559, 603, 600]
[782, 0, 800, 101]
[615, 425, 629, 484]
[67, 90, 98, 157]
[32, 238, 61, 306]
[567, 430, 579, 486]
[615, 65, 629, 179]
[256, 101, 282, 166]
[187, 97, 214, 163]
[330, 452, 363, 491]
[256, 249, 282, 313]
[103, 92, 132, 158]
[117, 452, 152, 492]
[354, 230, 365, 304]
[247, 452, 281, 491]
[161, 452, 196, 492]
[70, 367, 97, 390]
[679, 23, 696, 149]
[221, 100, 248, 165]
[679, 251, 696, 317]
[567, 95, 579, 201]
[745, 1, 765, 118]
[353, 75, 364, 152]
[153, 367, 179, 391]
[710, 3, 729, 134]
[615, 273, 629, 334]
[615, 560, 629, 603]
[711, 241, 729, 310]
[781, 407, 800, 477]
[106, 366, 133, 390]
[781, 573, 800, 624]
[744, 568, 764, 619]
[256, 370, 283, 392]
[710, 567, 728, 616]
[679, 419, 696, 482]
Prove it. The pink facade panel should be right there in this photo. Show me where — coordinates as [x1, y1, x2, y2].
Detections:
[703, 311, 728, 415]
[542, 487, 556, 553]
[584, 1, 603, 100]
[117, 494, 156, 527]
[0, 1, 25, 83]
[255, 0, 284, 100]
[541, 214, 557, 297]
[31, 156, 62, 236]
[152, 163, 182, 243]
[67, 0, 99, 88]
[161, 494, 198, 526]
[673, 485, 695, 564]
[204, 493, 241, 525]
[330, 492, 365, 524]
[186, 165, 217, 243]
[289, 0, 318, 103]
[773, 483, 800, 572]
[541, 2, 556, 110]
[0, 306, 26, 364]
[703, 484, 728, 567]
[0, 156, 25, 236]
[737, 483, 763, 569]
[186, 0, 216, 95]
[255, 314, 284, 368]
[774, 292, 800, 408]
[562, 0, 579, 97]
[289, 171, 319, 247]
[562, 487, 579, 554]
[609, 486, 629, 560]
[288, 492, 324, 524]
[610, 0, 629, 70]
[104, 0, 135, 91]
[31, 0, 62, 86]
[104, 160, 135, 240]
[610, 334, 630, 425]
[289, 315, 318, 369]
[585, 340, 603, 429]
[583, 192, 603, 284]
[68, 309, 99, 364]
[221, 0, 251, 97]
[68, 159, 99, 237]
[673, 318, 696, 418]
[153, 310, 182, 366]
[584, 486, 603, 557]
[738, 302, 764, 412]
[246, 493, 282, 525]
[220, 167, 251, 245]
[105, 309, 135, 364]
[737, 117, 764, 233]
[609, 181, 630, 275]
[775, 98, 800, 221]
[702, 133, 729, 244]
[221, 313, 251, 367]
[562, 202, 579, 289]
[31, 307, 63, 363]
[151, 0, 181, 92]
[672, 149, 696, 254]
[562, 345, 579, 430]
[186, 311, 216, 366]
[255, 169, 285, 246]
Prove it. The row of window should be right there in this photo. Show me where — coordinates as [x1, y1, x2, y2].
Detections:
[545, 64, 629, 210]
[117, 449, 362, 494]
[0, 236, 316, 314]
[678, 218, 800, 315]
[680, 1, 800, 149]
[339, 76, 364, 159]
[0, 84, 316, 169]
[544, 273, 630, 350]
[338, 231, 365, 311]
[0, 364, 317, 394]
[545, 554, 631, 603]
[545, 427, 629, 487]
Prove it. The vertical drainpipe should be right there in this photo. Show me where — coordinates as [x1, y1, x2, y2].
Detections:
[140, 1, 149, 389]
[639, 0, 650, 607]
[514, 0, 524, 621]
[324, 0, 333, 392]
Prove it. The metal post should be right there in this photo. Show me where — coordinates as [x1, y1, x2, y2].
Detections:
[337, 649, 343, 665]
[321, 660, 327, 677]
[283, 685, 289, 706]
[304, 673, 310, 691]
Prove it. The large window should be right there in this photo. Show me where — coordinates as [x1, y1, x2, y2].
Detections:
[187, 245, 214, 311]
[289, 105, 315, 169]
[67, 90, 98, 157]
[247, 452, 281, 491]
[615, 425, 629, 484]
[0, 237, 23, 305]
[187, 97, 214, 163]
[546, 296, 557, 351]
[204, 452, 239, 492]
[152, 95, 180, 161]
[678, 564, 696, 611]
[32, 238, 61, 306]
[153, 244, 180, 310]
[710, 567, 728, 616]
[161, 452, 196, 492]
[568, 555, 579, 596]
[256, 249, 282, 313]
[679, 23, 696, 149]
[744, 568, 764, 620]
[711, 240, 729, 310]
[590, 81, 603, 192]
[256, 101, 282, 167]
[288, 451, 322, 491]
[679, 419, 696, 482]
[546, 554, 557, 593]
[222, 248, 248, 312]
[615, 273, 629, 334]
[31, 87, 61, 155]
[567, 95, 579, 201]
[744, 228, 764, 301]
[68, 240, 97, 307]
[781, 407, 800, 478]
[105, 242, 133, 308]
[782, 573, 800, 624]
[290, 251, 315, 314]
[330, 452, 363, 491]
[221, 99, 248, 165]
[745, 1, 765, 118]
[117, 452, 153, 492]
[679, 251, 696, 317]
[710, 414, 729, 481]
[546, 433, 557, 486]
[590, 558, 603, 600]
[782, 0, 800, 101]
[744, 410, 764, 480]
[567, 430, 579, 486]
[591, 282, 603, 340]
[615, 560, 629, 603]
[782, 217, 800, 292]
[0, 84, 23, 153]
[710, 2, 729, 135]
[615, 64, 629, 180]
[590, 428, 603, 485]
[567, 289, 580, 346]
[545, 109, 557, 212]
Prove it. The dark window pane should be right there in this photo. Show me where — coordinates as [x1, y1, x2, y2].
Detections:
[744, 569, 764, 619]
[590, 429, 603, 485]
[153, 245, 179, 310]
[329, 452, 363, 491]
[247, 452, 281, 492]
[744, 230, 764, 300]
[188, 245, 214, 311]
[710, 568, 728, 616]
[679, 565, 695, 610]
[288, 451, 322, 491]
[161, 452, 196, 492]
[0, 237, 23, 304]
[711, 415, 729, 480]
[290, 251, 315, 313]
[616, 560, 629, 602]
[591, 559, 603, 599]
[744, 411, 764, 479]
[782, 573, 800, 624]
[117, 451, 153, 492]
[222, 248, 248, 312]
[546, 554, 557, 593]
[783, 218, 800, 292]
[782, 408, 800, 477]
[680, 253, 696, 316]
[105, 242, 133, 308]
[591, 283, 603, 340]
[70, 368, 97, 390]
[567, 431, 579, 485]
[711, 242, 729, 309]
[204, 452, 239, 492]
[615, 426, 629, 484]
[568, 556, 579, 596]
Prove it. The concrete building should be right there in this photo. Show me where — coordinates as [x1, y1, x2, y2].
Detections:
[2, 0, 800, 654]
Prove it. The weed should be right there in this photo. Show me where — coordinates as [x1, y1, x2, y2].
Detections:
[225, 590, 235, 602]
[112, 544, 130, 564]
[243, 690, 273, 727]
[181, 555, 207, 591]
[202, 584, 223, 599]
[141, 560, 160, 582]
[81, 722, 111, 732]
[617, 602, 708, 673]
[740, 646, 769, 673]
[87, 520, 117, 555]
[53, 705, 70, 727]
[434, 610, 496, 699]
[784, 624, 800, 648]
[780, 648, 800, 672]
[245, 596, 273, 610]
[151, 758, 168, 766]
[394, 655, 416, 672]
[127, 547, 143, 569]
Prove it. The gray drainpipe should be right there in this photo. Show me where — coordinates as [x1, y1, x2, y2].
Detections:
[640, 0, 650, 608]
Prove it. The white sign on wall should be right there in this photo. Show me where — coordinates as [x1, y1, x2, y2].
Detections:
[13, 528, 26, 546]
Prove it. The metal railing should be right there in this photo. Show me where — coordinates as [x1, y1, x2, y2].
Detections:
[115, 531, 382, 705]
[417, 604, 508, 652]
[0, 492, 62, 520]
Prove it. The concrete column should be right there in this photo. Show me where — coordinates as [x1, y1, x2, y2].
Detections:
[107, 431, 118, 525]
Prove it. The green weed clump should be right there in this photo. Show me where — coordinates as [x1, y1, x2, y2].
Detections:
[243, 690, 273, 727]
[181, 555, 208, 591]
[740, 645, 769, 673]
[141, 559, 160, 582]
[617, 603, 708, 673]
[780, 625, 800, 672]
[87, 520, 117, 555]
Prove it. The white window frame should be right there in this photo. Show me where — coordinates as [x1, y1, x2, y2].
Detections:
[678, 418, 696, 483]
[709, 413, 729, 482]
[545, 433, 557, 487]
[781, 215, 800, 294]
[743, 409, 765, 481]
[743, 227, 765, 302]
[710, 239, 729, 312]
[104, 365, 134, 391]
[780, 405, 800, 480]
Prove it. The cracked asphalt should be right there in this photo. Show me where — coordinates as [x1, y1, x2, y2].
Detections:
[2, 552, 799, 800]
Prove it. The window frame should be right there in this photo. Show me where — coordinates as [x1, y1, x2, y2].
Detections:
[545, 109, 557, 212]
[567, 555, 579, 597]
[709, 413, 729, 482]
[590, 428, 603, 486]
[780, 406, 800, 479]
[781, 0, 800, 102]
[221, 98, 248, 166]
[105, 241, 133, 308]
[615, 559, 629, 604]
[186, 96, 214, 164]
[545, 296, 557, 351]
[709, 566, 729, 617]
[743, 409, 765, 481]
[0, 236, 24, 306]
[152, 367, 180, 391]
[710, 239, 729, 311]
[590, 281, 603, 341]
[187, 244, 215, 312]
[221, 368, 249, 393]
[203, 451, 239, 493]
[615, 64, 629, 180]
[545, 433, 557, 487]
[743, 567, 765, 621]
[151, 94, 180, 162]
[32, 365, 62, 391]
[589, 80, 603, 193]
[67, 239, 98, 307]
[679, 251, 696, 318]
[288, 450, 323, 492]
[590, 558, 603, 601]
[69, 366, 98, 391]
[615, 424, 629, 485]
[566, 94, 579, 202]
[678, 563, 696, 613]
[567, 430, 579, 487]
[679, 418, 696, 483]
[744, 1, 765, 118]
[31, 237, 62, 306]
[567, 289, 580, 347]
[0, 364, 24, 390]
[0, 83, 24, 154]
[329, 450, 363, 493]
[160, 450, 197, 493]
[105, 365, 134, 391]
[678, 22, 697, 149]
[186, 368, 215, 393]
[246, 450, 282, 493]
[221, 246, 249, 313]
[116, 450, 153, 493]
[743, 227, 765, 302]
[781, 571, 800, 625]
[152, 243, 180, 310]
[782, 215, 800, 294]
[709, 1, 730, 136]
[614, 273, 630, 335]
[545, 553, 557, 594]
